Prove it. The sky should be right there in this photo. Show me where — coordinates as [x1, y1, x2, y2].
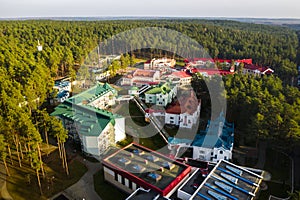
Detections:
[0, 0, 300, 19]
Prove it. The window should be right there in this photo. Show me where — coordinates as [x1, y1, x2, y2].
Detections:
[170, 117, 174, 119]
[118, 174, 122, 183]
[220, 150, 223, 154]
[211, 152, 213, 156]
[129, 181, 132, 189]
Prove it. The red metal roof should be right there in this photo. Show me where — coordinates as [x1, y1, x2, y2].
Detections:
[190, 68, 234, 76]
[165, 92, 200, 115]
[244, 64, 274, 74]
[171, 71, 192, 78]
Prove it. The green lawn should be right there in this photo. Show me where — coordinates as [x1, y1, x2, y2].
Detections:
[5, 149, 87, 200]
[93, 170, 128, 200]
[115, 101, 167, 150]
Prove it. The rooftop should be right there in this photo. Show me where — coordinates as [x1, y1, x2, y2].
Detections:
[67, 82, 116, 105]
[244, 64, 274, 74]
[133, 69, 158, 78]
[192, 120, 234, 150]
[51, 82, 120, 137]
[145, 82, 174, 95]
[51, 101, 117, 136]
[169, 112, 234, 150]
[190, 160, 263, 200]
[102, 143, 191, 197]
[171, 71, 192, 79]
[191, 68, 234, 76]
[165, 91, 199, 115]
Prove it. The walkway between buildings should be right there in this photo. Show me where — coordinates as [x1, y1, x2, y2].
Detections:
[255, 140, 268, 169]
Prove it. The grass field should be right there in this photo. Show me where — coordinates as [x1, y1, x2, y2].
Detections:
[5, 147, 87, 200]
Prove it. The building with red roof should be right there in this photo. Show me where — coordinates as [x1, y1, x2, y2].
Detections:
[190, 68, 234, 77]
[243, 64, 274, 76]
[121, 69, 161, 86]
[102, 143, 191, 198]
[145, 91, 201, 129]
[168, 71, 192, 86]
[165, 91, 201, 129]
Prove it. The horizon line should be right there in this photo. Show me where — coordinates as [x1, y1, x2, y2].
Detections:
[1, 16, 300, 20]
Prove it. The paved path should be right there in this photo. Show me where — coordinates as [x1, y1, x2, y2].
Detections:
[0, 162, 13, 200]
[255, 141, 268, 169]
[56, 157, 103, 200]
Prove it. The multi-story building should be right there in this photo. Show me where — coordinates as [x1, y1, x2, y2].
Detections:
[144, 58, 176, 70]
[168, 112, 234, 163]
[121, 69, 160, 86]
[165, 91, 201, 129]
[145, 91, 201, 129]
[51, 82, 126, 157]
[168, 71, 192, 86]
[242, 64, 274, 76]
[145, 82, 177, 107]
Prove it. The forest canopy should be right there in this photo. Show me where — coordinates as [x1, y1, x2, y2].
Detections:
[0, 19, 299, 158]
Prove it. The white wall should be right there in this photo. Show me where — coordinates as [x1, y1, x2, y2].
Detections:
[82, 135, 100, 156]
[145, 94, 156, 104]
[114, 117, 126, 142]
[165, 113, 180, 125]
[192, 146, 232, 162]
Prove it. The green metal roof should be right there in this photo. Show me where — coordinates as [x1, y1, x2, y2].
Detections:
[51, 101, 115, 137]
[67, 82, 116, 105]
[51, 83, 120, 137]
[130, 86, 139, 91]
[145, 82, 172, 95]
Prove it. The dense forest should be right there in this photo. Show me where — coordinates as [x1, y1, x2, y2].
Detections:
[192, 73, 300, 148]
[0, 19, 300, 194]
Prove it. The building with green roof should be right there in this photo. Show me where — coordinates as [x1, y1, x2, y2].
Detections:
[51, 82, 125, 157]
[145, 82, 177, 107]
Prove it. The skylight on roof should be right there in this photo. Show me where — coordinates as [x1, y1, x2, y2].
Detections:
[220, 173, 238, 184]
[133, 149, 145, 156]
[215, 181, 233, 193]
[147, 172, 162, 182]
[226, 165, 242, 176]
[146, 155, 159, 162]
[132, 164, 145, 173]
[118, 157, 131, 165]
[162, 162, 175, 170]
